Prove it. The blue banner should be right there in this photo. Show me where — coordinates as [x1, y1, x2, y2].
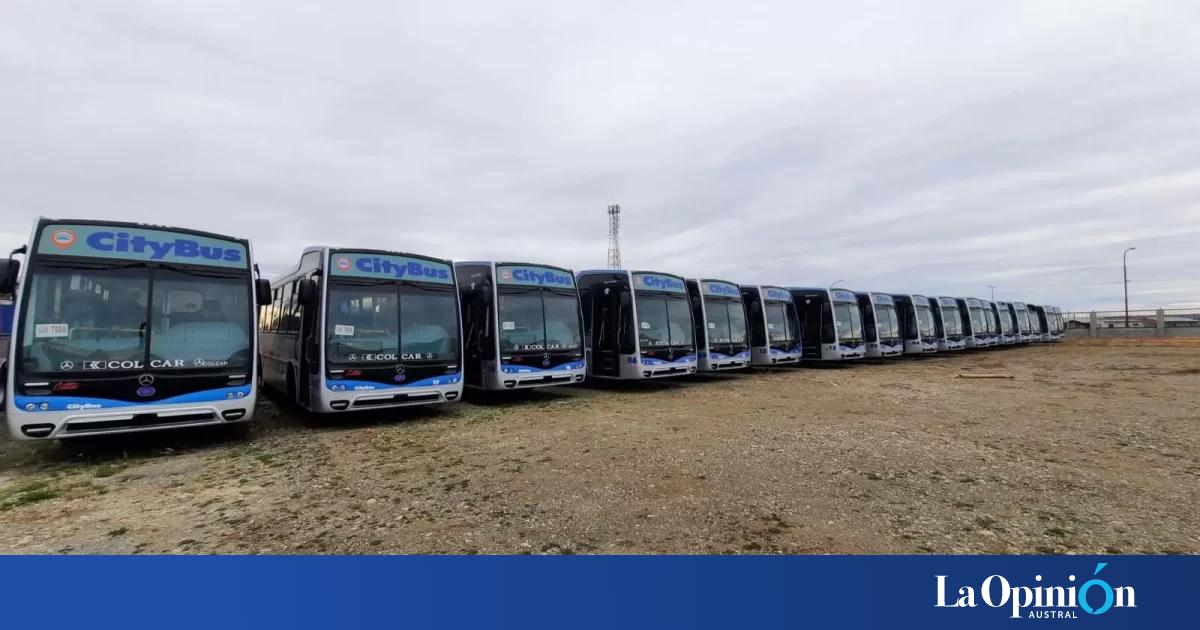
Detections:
[35, 223, 248, 269]
[496, 264, 574, 288]
[330, 251, 453, 284]
[701, 280, 741, 298]
[632, 272, 686, 294]
[0, 556, 1190, 629]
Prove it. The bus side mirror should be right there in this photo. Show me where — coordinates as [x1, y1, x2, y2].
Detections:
[255, 278, 272, 306]
[0, 258, 19, 294]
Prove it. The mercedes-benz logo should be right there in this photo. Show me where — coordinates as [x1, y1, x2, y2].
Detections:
[60, 361, 74, 371]
[395, 364, 406, 374]
[542, 353, 551, 367]
[137, 374, 155, 386]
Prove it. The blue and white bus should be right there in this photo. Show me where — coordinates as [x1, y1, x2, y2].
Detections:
[739, 285, 802, 366]
[958, 297, 995, 348]
[1011, 302, 1035, 343]
[893, 294, 938, 355]
[856, 292, 903, 359]
[576, 270, 697, 379]
[1045, 306, 1064, 342]
[789, 287, 865, 361]
[930, 296, 967, 351]
[995, 301, 1019, 345]
[455, 261, 585, 390]
[259, 247, 463, 412]
[2, 219, 270, 439]
[686, 279, 750, 371]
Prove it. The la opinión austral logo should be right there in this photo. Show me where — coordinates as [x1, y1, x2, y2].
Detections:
[936, 562, 1135, 620]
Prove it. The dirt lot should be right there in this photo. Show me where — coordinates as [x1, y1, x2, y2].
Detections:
[1, 340, 1197, 555]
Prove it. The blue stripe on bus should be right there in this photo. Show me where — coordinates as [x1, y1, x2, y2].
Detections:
[640, 354, 696, 365]
[325, 374, 462, 391]
[707, 351, 750, 360]
[501, 361, 585, 374]
[13, 386, 253, 412]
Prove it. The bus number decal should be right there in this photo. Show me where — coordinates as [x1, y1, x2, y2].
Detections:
[334, 324, 355, 336]
[35, 323, 69, 338]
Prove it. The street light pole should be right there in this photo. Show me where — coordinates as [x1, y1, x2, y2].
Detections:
[988, 285, 996, 301]
[1123, 247, 1136, 328]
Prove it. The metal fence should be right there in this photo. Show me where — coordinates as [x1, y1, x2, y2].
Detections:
[1063, 308, 1200, 338]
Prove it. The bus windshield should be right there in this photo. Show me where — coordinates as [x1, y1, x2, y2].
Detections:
[497, 288, 582, 353]
[18, 264, 251, 374]
[764, 302, 796, 345]
[915, 304, 936, 339]
[636, 294, 693, 348]
[970, 307, 989, 335]
[704, 298, 747, 346]
[942, 306, 964, 336]
[875, 304, 900, 341]
[833, 300, 863, 343]
[326, 281, 459, 364]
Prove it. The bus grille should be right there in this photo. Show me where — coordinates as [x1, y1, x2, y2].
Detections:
[62, 411, 218, 433]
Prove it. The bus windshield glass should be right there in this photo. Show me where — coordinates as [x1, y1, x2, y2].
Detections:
[942, 306, 964, 335]
[636, 294, 693, 348]
[497, 288, 581, 353]
[326, 280, 459, 363]
[970, 306, 989, 334]
[764, 302, 796, 345]
[19, 264, 251, 374]
[915, 303, 936, 338]
[704, 298, 747, 346]
[875, 304, 900, 341]
[833, 300, 863, 343]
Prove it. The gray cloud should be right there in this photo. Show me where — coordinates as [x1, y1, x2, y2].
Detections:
[3, 0, 1198, 311]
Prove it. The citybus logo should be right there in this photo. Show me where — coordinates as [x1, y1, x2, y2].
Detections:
[336, 257, 352, 271]
[706, 283, 739, 297]
[510, 268, 572, 287]
[936, 562, 1135, 620]
[51, 229, 77, 249]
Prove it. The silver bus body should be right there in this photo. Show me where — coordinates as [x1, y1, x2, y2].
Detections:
[739, 285, 802, 366]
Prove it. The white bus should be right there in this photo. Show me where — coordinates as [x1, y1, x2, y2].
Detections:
[1011, 302, 1035, 343]
[893, 294, 938, 355]
[931, 296, 967, 351]
[2, 219, 270, 439]
[856, 292, 903, 359]
[739, 285, 802, 366]
[959, 297, 995, 348]
[1045, 306, 1065, 342]
[994, 301, 1019, 345]
[789, 287, 865, 361]
[576, 270, 697, 379]
[455, 261, 585, 390]
[259, 247, 463, 412]
[686, 279, 750, 371]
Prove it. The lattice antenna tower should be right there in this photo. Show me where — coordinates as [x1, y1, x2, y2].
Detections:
[606, 204, 621, 269]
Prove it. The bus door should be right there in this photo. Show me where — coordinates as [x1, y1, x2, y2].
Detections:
[591, 285, 624, 377]
[298, 272, 321, 404]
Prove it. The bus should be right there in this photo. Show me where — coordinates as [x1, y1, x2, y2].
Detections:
[2, 219, 270, 440]
[856, 292, 903, 359]
[686, 279, 750, 371]
[789, 287, 865, 361]
[259, 247, 463, 412]
[930, 296, 967, 351]
[1011, 302, 1035, 343]
[958, 297, 995, 348]
[576, 270, 697, 379]
[1045, 306, 1064, 342]
[455, 261, 585, 390]
[1028, 304, 1052, 342]
[740, 285, 802, 366]
[893, 294, 938, 355]
[994, 301, 1019, 345]
[983, 301, 1005, 346]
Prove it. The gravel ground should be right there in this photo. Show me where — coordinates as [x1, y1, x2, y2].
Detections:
[1, 340, 1197, 554]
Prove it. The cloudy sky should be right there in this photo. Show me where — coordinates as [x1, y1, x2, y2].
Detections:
[2, 0, 1198, 311]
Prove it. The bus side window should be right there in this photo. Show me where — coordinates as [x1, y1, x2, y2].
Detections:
[618, 289, 635, 354]
[820, 301, 835, 344]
